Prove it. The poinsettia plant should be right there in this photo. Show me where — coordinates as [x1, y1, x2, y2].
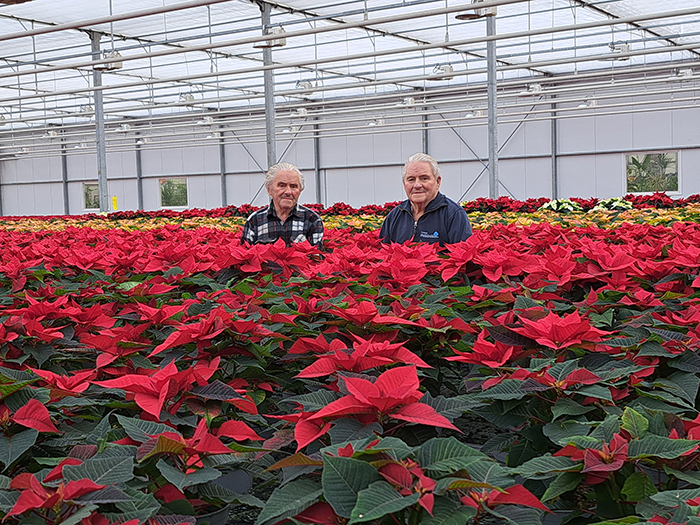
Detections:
[2, 205, 700, 525]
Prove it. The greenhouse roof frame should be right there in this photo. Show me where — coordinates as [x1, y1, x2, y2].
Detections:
[0, 0, 698, 159]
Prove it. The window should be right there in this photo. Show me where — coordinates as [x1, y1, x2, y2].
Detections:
[160, 178, 188, 207]
[83, 183, 99, 210]
[626, 152, 678, 193]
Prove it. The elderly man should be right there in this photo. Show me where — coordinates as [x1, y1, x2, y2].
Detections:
[241, 163, 324, 247]
[379, 153, 472, 244]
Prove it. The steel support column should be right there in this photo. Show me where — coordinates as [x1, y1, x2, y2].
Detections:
[422, 109, 429, 155]
[219, 126, 227, 206]
[135, 135, 144, 210]
[61, 130, 69, 214]
[260, 2, 276, 170]
[551, 97, 559, 199]
[90, 32, 109, 212]
[313, 120, 323, 205]
[486, 14, 499, 199]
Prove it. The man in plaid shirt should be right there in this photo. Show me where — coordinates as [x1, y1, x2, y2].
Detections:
[241, 163, 324, 248]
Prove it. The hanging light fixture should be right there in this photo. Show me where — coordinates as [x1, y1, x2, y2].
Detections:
[517, 83, 544, 96]
[295, 80, 314, 93]
[455, 0, 497, 20]
[427, 64, 454, 81]
[253, 26, 287, 48]
[93, 50, 123, 71]
[599, 43, 630, 61]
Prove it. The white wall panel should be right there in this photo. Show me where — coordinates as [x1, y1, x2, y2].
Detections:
[558, 116, 595, 154]
[633, 111, 672, 150]
[595, 113, 634, 151]
[2, 105, 700, 215]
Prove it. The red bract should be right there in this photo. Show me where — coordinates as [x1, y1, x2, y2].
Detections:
[91, 360, 212, 419]
[445, 330, 518, 368]
[509, 310, 608, 350]
[11, 398, 60, 433]
[30, 368, 96, 397]
[8, 473, 105, 518]
[461, 484, 550, 513]
[296, 336, 429, 377]
[295, 366, 458, 449]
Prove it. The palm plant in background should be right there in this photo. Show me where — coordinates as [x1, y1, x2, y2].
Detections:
[626, 153, 678, 193]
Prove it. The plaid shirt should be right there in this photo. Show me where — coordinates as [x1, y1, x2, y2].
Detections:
[241, 202, 324, 248]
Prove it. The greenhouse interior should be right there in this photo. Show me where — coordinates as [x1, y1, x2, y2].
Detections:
[0, 0, 698, 214]
[2, 2, 700, 525]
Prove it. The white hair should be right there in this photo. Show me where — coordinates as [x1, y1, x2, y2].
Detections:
[402, 153, 441, 180]
[265, 163, 305, 191]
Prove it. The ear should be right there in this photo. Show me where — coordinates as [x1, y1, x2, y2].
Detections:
[436, 176, 441, 188]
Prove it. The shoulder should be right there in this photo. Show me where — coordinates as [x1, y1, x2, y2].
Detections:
[298, 204, 323, 221]
[436, 193, 466, 213]
[245, 207, 270, 222]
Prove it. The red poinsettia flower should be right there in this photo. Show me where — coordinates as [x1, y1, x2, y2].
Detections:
[461, 484, 551, 513]
[445, 330, 519, 368]
[7, 473, 105, 518]
[509, 310, 608, 350]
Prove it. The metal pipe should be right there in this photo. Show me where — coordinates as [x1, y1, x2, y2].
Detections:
[422, 109, 429, 154]
[0, 0, 235, 43]
[219, 127, 227, 206]
[313, 119, 322, 205]
[135, 135, 144, 210]
[551, 96, 558, 199]
[90, 32, 109, 213]
[486, 14, 498, 199]
[61, 130, 69, 214]
[260, 2, 277, 170]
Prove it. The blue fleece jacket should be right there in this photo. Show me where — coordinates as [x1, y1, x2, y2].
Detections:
[379, 192, 472, 245]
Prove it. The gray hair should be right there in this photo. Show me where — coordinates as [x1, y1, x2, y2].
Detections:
[402, 153, 441, 180]
[265, 162, 305, 191]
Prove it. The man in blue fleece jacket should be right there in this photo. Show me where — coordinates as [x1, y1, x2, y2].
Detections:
[379, 153, 472, 245]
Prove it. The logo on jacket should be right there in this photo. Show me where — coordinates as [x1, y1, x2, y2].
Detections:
[420, 231, 440, 239]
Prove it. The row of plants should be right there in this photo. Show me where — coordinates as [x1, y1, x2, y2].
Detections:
[0, 192, 696, 225]
[6, 203, 700, 234]
[2, 218, 700, 525]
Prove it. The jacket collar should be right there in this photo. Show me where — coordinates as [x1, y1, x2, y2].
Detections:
[398, 192, 447, 214]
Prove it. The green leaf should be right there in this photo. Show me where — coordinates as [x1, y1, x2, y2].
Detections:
[575, 384, 613, 402]
[349, 481, 420, 524]
[628, 435, 700, 459]
[112, 487, 160, 524]
[542, 472, 583, 501]
[621, 407, 649, 439]
[156, 459, 221, 491]
[552, 398, 594, 420]
[464, 460, 513, 487]
[71, 486, 132, 504]
[543, 420, 590, 446]
[416, 437, 487, 474]
[0, 428, 38, 472]
[657, 372, 700, 405]
[480, 434, 518, 456]
[514, 455, 579, 480]
[116, 414, 178, 443]
[0, 490, 18, 513]
[664, 466, 700, 486]
[669, 352, 700, 373]
[622, 472, 658, 502]
[486, 505, 544, 525]
[63, 456, 135, 485]
[637, 341, 672, 357]
[650, 488, 700, 508]
[476, 379, 530, 401]
[254, 479, 322, 525]
[421, 496, 477, 525]
[328, 419, 382, 445]
[58, 505, 98, 525]
[322, 455, 381, 518]
[590, 415, 620, 442]
[283, 390, 339, 411]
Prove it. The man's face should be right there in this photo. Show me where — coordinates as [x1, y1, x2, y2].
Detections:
[403, 161, 441, 206]
[268, 170, 302, 215]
